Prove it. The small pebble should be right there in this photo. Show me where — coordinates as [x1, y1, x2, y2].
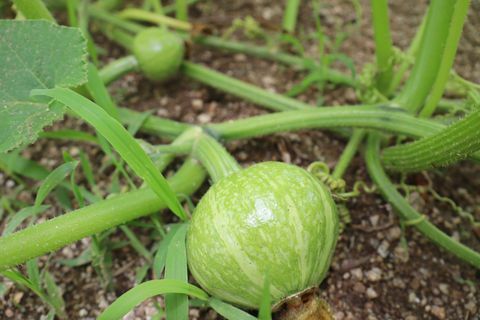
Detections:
[387, 226, 402, 240]
[438, 283, 449, 295]
[13, 292, 23, 304]
[377, 240, 390, 258]
[465, 300, 477, 314]
[369, 215, 380, 227]
[394, 245, 409, 263]
[191, 99, 203, 109]
[197, 113, 212, 124]
[5, 309, 14, 318]
[408, 292, 420, 304]
[351, 268, 363, 281]
[366, 267, 382, 282]
[6, 179, 15, 188]
[393, 278, 406, 289]
[233, 53, 247, 62]
[431, 306, 446, 319]
[366, 287, 378, 299]
[353, 282, 366, 294]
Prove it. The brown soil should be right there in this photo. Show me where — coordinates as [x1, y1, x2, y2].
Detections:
[1, 1, 479, 320]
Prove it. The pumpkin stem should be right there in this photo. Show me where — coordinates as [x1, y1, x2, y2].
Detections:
[276, 288, 334, 320]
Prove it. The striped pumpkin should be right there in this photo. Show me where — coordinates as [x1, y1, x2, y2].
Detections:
[187, 161, 339, 309]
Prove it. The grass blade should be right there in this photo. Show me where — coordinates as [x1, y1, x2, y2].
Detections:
[1, 269, 45, 299]
[86, 63, 119, 120]
[34, 161, 78, 207]
[153, 224, 181, 278]
[44, 271, 66, 318]
[79, 151, 96, 189]
[31, 87, 187, 220]
[3, 205, 49, 236]
[26, 258, 41, 290]
[209, 298, 258, 320]
[97, 279, 208, 320]
[165, 223, 189, 320]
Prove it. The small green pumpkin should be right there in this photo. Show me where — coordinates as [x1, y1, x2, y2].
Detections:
[187, 161, 339, 309]
[132, 28, 184, 81]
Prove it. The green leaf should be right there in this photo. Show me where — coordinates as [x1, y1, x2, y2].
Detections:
[134, 264, 150, 285]
[97, 279, 209, 320]
[30, 87, 187, 220]
[0, 152, 50, 181]
[44, 271, 66, 318]
[35, 161, 79, 207]
[0, 20, 87, 153]
[79, 151, 96, 188]
[209, 298, 258, 320]
[58, 248, 92, 267]
[1, 269, 45, 299]
[3, 205, 49, 236]
[165, 223, 189, 320]
[127, 110, 154, 136]
[86, 63, 119, 120]
[153, 224, 181, 278]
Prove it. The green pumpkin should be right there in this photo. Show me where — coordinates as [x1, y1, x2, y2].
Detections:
[187, 161, 339, 309]
[132, 28, 184, 81]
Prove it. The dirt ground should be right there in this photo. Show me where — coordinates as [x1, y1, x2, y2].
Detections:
[1, 0, 479, 319]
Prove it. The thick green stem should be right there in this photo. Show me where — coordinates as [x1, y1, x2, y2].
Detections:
[371, 0, 394, 94]
[0, 158, 206, 270]
[282, 0, 301, 33]
[366, 134, 480, 269]
[332, 130, 365, 179]
[100, 55, 139, 85]
[12, 0, 56, 22]
[194, 36, 357, 87]
[118, 8, 192, 31]
[382, 108, 480, 172]
[419, 0, 471, 117]
[395, 1, 455, 113]
[89, 8, 144, 33]
[181, 62, 311, 111]
[192, 132, 242, 183]
[208, 105, 443, 140]
[116, 104, 480, 162]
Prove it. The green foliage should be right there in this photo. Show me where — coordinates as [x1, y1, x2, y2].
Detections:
[30, 87, 187, 220]
[34, 161, 78, 207]
[209, 298, 257, 320]
[0, 20, 87, 153]
[165, 224, 189, 320]
[12, 0, 55, 22]
[97, 280, 208, 320]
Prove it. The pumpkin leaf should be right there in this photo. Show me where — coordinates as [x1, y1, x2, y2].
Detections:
[0, 20, 87, 153]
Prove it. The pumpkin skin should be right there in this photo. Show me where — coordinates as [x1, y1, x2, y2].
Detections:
[187, 161, 339, 309]
[132, 28, 184, 81]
